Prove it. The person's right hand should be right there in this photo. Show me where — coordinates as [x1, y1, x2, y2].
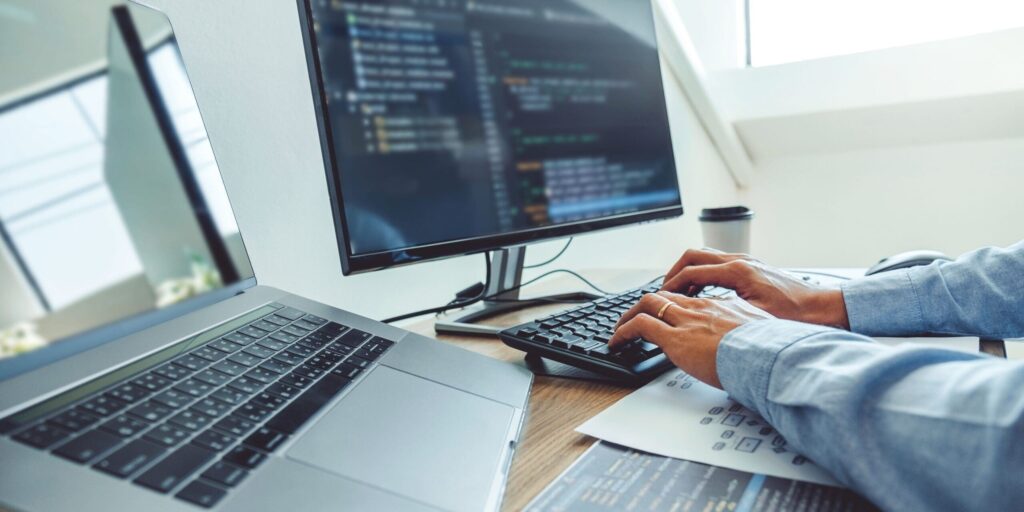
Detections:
[660, 248, 850, 329]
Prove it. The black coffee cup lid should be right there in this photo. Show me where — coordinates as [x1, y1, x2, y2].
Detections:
[699, 206, 753, 222]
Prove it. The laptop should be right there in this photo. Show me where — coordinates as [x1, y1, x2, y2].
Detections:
[0, 6, 531, 511]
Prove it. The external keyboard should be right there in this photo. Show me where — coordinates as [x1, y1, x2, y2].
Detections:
[499, 282, 674, 382]
[0, 303, 394, 509]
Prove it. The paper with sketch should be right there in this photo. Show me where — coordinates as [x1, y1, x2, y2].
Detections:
[577, 369, 839, 485]
[577, 337, 981, 486]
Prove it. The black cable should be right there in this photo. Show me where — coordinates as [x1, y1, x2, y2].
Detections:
[380, 252, 492, 324]
[487, 268, 610, 298]
[524, 237, 573, 269]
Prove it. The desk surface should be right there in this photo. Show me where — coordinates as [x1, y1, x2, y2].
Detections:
[405, 268, 1004, 510]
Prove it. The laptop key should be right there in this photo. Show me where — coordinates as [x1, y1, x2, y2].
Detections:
[101, 415, 150, 438]
[145, 423, 191, 447]
[129, 401, 174, 423]
[275, 307, 305, 321]
[233, 402, 272, 423]
[285, 344, 314, 358]
[13, 423, 71, 449]
[192, 430, 236, 452]
[176, 479, 227, 508]
[174, 354, 212, 372]
[193, 346, 228, 362]
[107, 384, 149, 404]
[192, 398, 231, 418]
[174, 379, 214, 398]
[54, 429, 123, 463]
[210, 388, 247, 406]
[250, 392, 286, 411]
[212, 416, 257, 437]
[244, 427, 288, 453]
[201, 461, 248, 487]
[228, 376, 264, 395]
[270, 331, 299, 344]
[264, 314, 290, 326]
[48, 409, 100, 432]
[302, 314, 328, 325]
[169, 410, 212, 431]
[131, 373, 173, 392]
[212, 360, 247, 377]
[194, 369, 231, 387]
[94, 439, 167, 478]
[135, 444, 215, 493]
[335, 329, 371, 349]
[265, 381, 301, 400]
[228, 352, 262, 368]
[273, 351, 304, 367]
[154, 363, 192, 381]
[223, 445, 267, 469]
[209, 339, 245, 354]
[225, 332, 258, 346]
[281, 373, 313, 389]
[256, 338, 288, 352]
[239, 326, 269, 339]
[266, 374, 350, 435]
[244, 367, 278, 384]
[259, 359, 288, 375]
[79, 395, 128, 417]
[243, 345, 275, 359]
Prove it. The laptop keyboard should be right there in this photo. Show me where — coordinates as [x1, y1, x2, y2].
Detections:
[0, 304, 394, 508]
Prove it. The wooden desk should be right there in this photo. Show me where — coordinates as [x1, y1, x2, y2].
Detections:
[405, 269, 655, 511]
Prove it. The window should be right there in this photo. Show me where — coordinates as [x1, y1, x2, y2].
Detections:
[748, 0, 1024, 67]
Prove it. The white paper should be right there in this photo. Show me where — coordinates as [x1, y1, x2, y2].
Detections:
[1005, 340, 1024, 360]
[577, 369, 840, 485]
[576, 337, 981, 486]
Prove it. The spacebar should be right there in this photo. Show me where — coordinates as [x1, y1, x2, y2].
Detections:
[265, 374, 350, 435]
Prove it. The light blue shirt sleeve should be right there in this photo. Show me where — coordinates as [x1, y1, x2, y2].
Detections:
[715, 242, 1024, 510]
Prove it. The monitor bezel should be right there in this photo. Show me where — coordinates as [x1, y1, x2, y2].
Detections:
[296, 0, 683, 275]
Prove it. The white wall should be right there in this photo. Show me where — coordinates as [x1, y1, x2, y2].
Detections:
[145, 0, 738, 321]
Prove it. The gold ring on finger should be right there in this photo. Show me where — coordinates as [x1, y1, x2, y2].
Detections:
[656, 301, 675, 320]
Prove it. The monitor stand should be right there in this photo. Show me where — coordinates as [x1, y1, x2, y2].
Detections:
[434, 246, 600, 336]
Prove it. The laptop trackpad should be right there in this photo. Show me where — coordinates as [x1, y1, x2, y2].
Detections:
[285, 366, 515, 512]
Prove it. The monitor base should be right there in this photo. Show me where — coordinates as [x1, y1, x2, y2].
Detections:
[433, 292, 598, 336]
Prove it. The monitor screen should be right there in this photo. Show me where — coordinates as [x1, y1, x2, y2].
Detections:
[0, 7, 253, 376]
[302, 0, 682, 273]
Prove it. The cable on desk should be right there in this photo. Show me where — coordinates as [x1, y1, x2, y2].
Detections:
[524, 238, 573, 269]
[490, 268, 611, 298]
[380, 252, 492, 324]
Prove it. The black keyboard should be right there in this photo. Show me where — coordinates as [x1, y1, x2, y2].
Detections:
[499, 282, 680, 382]
[0, 303, 394, 509]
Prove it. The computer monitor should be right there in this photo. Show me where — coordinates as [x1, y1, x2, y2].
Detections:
[298, 0, 681, 332]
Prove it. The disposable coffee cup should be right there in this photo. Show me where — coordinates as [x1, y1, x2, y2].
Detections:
[699, 206, 753, 254]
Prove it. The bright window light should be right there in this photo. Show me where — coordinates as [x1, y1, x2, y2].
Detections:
[749, 0, 1024, 66]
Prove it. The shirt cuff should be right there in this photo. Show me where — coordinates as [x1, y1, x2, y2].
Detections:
[841, 269, 925, 336]
[717, 319, 837, 420]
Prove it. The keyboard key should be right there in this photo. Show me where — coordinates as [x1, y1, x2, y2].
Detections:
[48, 409, 99, 432]
[302, 314, 328, 325]
[233, 402, 272, 423]
[244, 367, 279, 384]
[256, 338, 288, 352]
[239, 326, 269, 339]
[250, 392, 286, 411]
[79, 395, 128, 417]
[265, 381, 301, 401]
[192, 398, 231, 418]
[354, 348, 381, 362]
[331, 363, 362, 380]
[258, 359, 289, 375]
[267, 374, 350, 435]
[212, 360, 247, 377]
[169, 410, 212, 431]
[252, 320, 280, 333]
[244, 427, 288, 453]
[201, 461, 248, 487]
[225, 332, 257, 346]
[213, 416, 257, 437]
[192, 430, 236, 452]
[193, 346, 229, 362]
[275, 307, 305, 321]
[154, 363, 192, 381]
[174, 379, 214, 398]
[135, 444, 215, 493]
[285, 344, 314, 358]
[282, 325, 309, 337]
[335, 329, 371, 349]
[129, 401, 174, 423]
[131, 373, 173, 392]
[210, 388, 248, 406]
[241, 345, 274, 361]
[209, 339, 245, 354]
[273, 351, 304, 367]
[346, 356, 371, 370]
[270, 331, 300, 344]
[174, 354, 212, 372]
[228, 376, 264, 395]
[54, 429, 123, 463]
[223, 445, 267, 469]
[107, 384, 149, 404]
[227, 352, 262, 368]
[281, 373, 314, 389]
[293, 319, 320, 332]
[13, 423, 71, 449]
[292, 363, 326, 380]
[145, 423, 191, 447]
[264, 314, 291, 326]
[176, 479, 227, 508]
[101, 415, 150, 438]
[94, 439, 166, 478]
[193, 369, 231, 387]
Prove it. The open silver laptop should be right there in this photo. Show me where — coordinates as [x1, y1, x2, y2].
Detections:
[0, 6, 531, 511]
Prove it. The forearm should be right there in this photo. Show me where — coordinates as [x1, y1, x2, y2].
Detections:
[718, 319, 1024, 511]
[841, 242, 1024, 338]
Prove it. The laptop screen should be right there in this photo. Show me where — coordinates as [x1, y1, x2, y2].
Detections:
[0, 7, 254, 376]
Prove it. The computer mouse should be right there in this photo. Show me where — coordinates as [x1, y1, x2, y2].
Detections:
[865, 250, 953, 276]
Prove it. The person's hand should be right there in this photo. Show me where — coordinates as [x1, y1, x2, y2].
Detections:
[610, 291, 773, 388]
[660, 249, 850, 329]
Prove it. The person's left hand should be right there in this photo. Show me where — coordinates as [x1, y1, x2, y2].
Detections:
[610, 291, 774, 388]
